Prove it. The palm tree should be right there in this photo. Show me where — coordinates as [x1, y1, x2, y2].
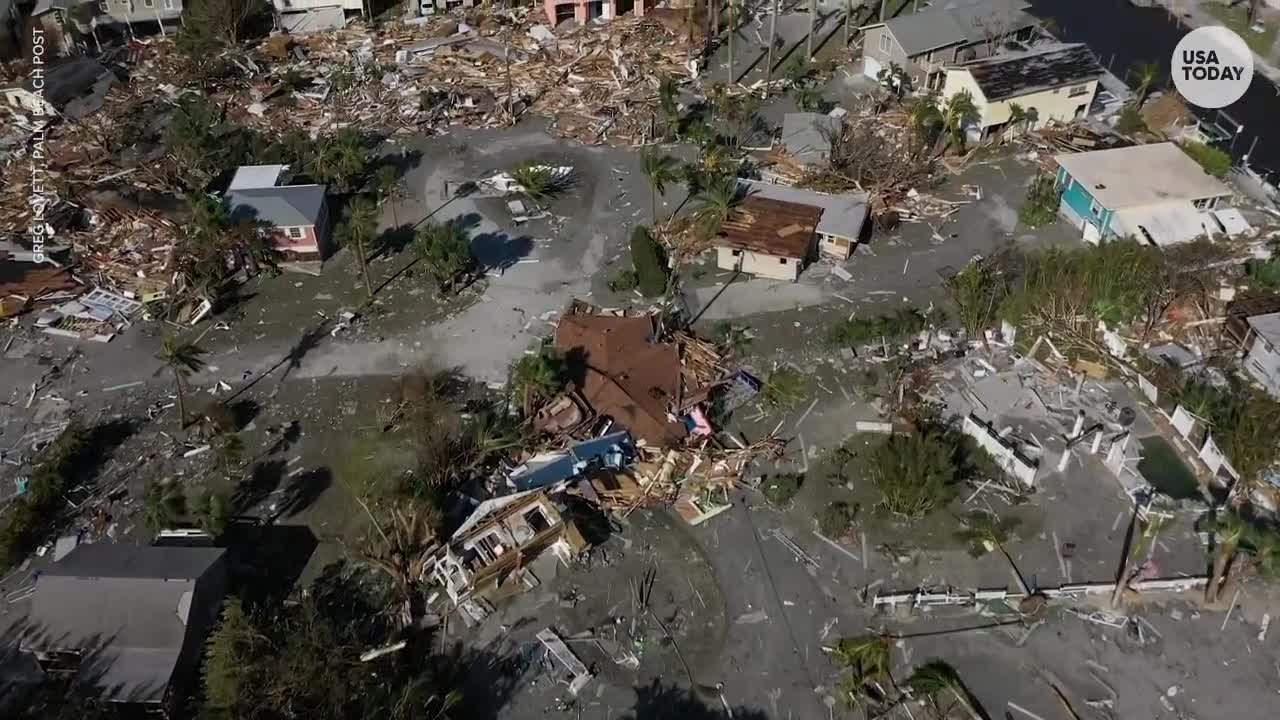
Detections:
[763, 0, 780, 97]
[1206, 509, 1249, 603]
[1007, 103, 1028, 139]
[373, 164, 407, 227]
[337, 196, 379, 300]
[941, 90, 980, 154]
[414, 220, 473, 293]
[158, 334, 207, 428]
[509, 344, 567, 416]
[640, 149, 681, 222]
[909, 94, 941, 149]
[1131, 61, 1162, 108]
[834, 633, 893, 713]
[358, 504, 439, 627]
[658, 76, 680, 139]
[906, 661, 986, 720]
[143, 480, 186, 534]
[693, 175, 749, 237]
[314, 129, 368, 193]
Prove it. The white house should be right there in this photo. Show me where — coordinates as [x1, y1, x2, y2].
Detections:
[1243, 312, 1280, 400]
[271, 0, 364, 33]
[941, 43, 1103, 135]
[716, 196, 822, 281]
[740, 180, 869, 261]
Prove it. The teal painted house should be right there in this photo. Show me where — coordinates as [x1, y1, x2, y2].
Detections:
[1053, 143, 1231, 246]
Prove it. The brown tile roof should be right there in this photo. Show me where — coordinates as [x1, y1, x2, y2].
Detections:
[554, 313, 687, 447]
[717, 196, 822, 259]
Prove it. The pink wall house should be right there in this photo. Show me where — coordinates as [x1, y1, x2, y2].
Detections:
[543, 0, 648, 26]
[225, 165, 332, 261]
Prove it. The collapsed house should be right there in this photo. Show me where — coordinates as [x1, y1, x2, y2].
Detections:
[428, 488, 587, 619]
[553, 304, 690, 446]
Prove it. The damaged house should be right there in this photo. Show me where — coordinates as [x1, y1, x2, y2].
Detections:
[428, 489, 586, 613]
[270, 0, 364, 34]
[740, 179, 869, 261]
[715, 196, 823, 281]
[223, 164, 332, 260]
[554, 307, 689, 446]
[1, 56, 116, 122]
[940, 43, 1103, 136]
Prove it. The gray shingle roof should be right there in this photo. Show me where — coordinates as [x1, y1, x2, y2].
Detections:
[781, 112, 840, 165]
[28, 545, 225, 703]
[881, 0, 1034, 56]
[225, 184, 327, 228]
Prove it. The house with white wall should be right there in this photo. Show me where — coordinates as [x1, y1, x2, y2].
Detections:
[740, 180, 869, 261]
[715, 196, 822, 281]
[941, 43, 1103, 136]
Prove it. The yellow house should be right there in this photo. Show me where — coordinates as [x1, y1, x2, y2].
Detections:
[941, 44, 1103, 136]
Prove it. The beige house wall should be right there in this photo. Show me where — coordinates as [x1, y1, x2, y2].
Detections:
[716, 246, 802, 281]
[942, 70, 1098, 130]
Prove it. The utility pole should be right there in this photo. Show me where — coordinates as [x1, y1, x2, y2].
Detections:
[763, 0, 779, 97]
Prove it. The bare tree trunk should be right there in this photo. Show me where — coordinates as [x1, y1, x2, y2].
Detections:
[172, 367, 187, 428]
[1207, 539, 1238, 603]
[727, 0, 735, 85]
[807, 0, 816, 61]
[880, 0, 888, 22]
[764, 0, 780, 97]
[356, 236, 373, 299]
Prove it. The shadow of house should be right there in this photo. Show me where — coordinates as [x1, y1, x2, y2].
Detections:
[220, 522, 317, 608]
[21, 544, 228, 716]
[223, 165, 332, 261]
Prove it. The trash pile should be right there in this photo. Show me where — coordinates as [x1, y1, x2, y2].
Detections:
[225, 12, 694, 145]
[420, 299, 789, 617]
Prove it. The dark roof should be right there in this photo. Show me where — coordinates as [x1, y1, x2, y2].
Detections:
[876, 0, 1034, 56]
[718, 196, 822, 258]
[28, 545, 226, 703]
[554, 313, 687, 446]
[22, 57, 114, 112]
[959, 44, 1103, 101]
[43, 543, 224, 581]
[225, 184, 326, 228]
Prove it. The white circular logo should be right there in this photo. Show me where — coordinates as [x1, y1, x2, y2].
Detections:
[1172, 26, 1253, 109]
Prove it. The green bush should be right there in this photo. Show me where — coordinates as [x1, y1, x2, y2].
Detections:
[763, 367, 806, 409]
[608, 268, 639, 292]
[818, 501, 859, 538]
[867, 430, 963, 519]
[1017, 174, 1059, 228]
[630, 225, 669, 297]
[1246, 258, 1280, 291]
[1116, 105, 1147, 136]
[0, 424, 89, 569]
[1179, 141, 1232, 178]
[761, 473, 804, 507]
[826, 307, 930, 348]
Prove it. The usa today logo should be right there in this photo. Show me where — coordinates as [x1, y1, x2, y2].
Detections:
[1173, 26, 1253, 109]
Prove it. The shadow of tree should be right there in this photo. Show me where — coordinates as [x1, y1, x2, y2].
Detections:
[272, 467, 332, 520]
[232, 458, 286, 514]
[626, 680, 772, 720]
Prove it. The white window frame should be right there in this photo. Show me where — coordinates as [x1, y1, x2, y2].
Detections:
[1089, 199, 1102, 218]
[287, 227, 304, 239]
[879, 33, 891, 54]
[164, 0, 176, 8]
[143, 0, 155, 7]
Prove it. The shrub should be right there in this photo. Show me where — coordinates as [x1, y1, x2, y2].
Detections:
[1179, 141, 1232, 178]
[763, 367, 806, 409]
[761, 472, 804, 507]
[867, 430, 962, 519]
[826, 307, 929, 348]
[1017, 174, 1059, 228]
[630, 225, 669, 297]
[0, 424, 89, 569]
[1246, 258, 1280, 291]
[608, 268, 639, 292]
[1116, 105, 1148, 136]
[818, 501, 859, 539]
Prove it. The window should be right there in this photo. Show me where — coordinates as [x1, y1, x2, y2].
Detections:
[524, 508, 551, 533]
[1089, 199, 1102, 218]
[99, 0, 109, 11]
[1068, 84, 1089, 97]
[731, 249, 741, 257]
[878, 33, 890, 54]
[778, 257, 788, 264]
[1051, 87, 1061, 94]
[143, 0, 155, 7]
[288, 227, 303, 239]
[164, 0, 176, 8]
